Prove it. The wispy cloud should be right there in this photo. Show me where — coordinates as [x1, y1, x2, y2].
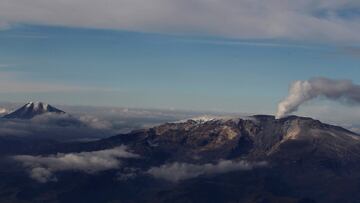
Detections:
[0, 34, 49, 39]
[177, 39, 317, 49]
[14, 146, 139, 183]
[148, 160, 267, 182]
[0, 0, 360, 42]
[0, 64, 13, 68]
[0, 111, 121, 140]
[341, 46, 360, 57]
[0, 71, 117, 93]
[0, 108, 7, 114]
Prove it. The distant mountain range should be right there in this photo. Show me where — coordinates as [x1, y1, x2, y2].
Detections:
[3, 102, 65, 119]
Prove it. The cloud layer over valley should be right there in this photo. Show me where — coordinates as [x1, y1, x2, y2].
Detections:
[148, 160, 267, 182]
[14, 146, 139, 183]
[0, 103, 205, 141]
[0, 113, 114, 141]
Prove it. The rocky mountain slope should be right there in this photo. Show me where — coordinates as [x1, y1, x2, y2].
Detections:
[96, 115, 360, 164]
[1, 115, 360, 203]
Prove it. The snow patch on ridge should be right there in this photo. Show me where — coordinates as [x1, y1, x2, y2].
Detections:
[26, 102, 49, 111]
[176, 115, 256, 124]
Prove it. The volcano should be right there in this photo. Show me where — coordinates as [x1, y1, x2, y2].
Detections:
[3, 102, 65, 119]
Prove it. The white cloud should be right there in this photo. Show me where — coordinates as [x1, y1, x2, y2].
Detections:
[0, 112, 118, 140]
[29, 167, 56, 183]
[0, 102, 206, 139]
[147, 160, 267, 182]
[14, 146, 139, 183]
[0, 71, 116, 93]
[0, 0, 359, 42]
[79, 115, 112, 130]
[0, 108, 7, 114]
[0, 64, 12, 68]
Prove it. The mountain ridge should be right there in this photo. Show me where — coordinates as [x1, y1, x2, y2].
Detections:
[1, 114, 360, 202]
[76, 114, 360, 166]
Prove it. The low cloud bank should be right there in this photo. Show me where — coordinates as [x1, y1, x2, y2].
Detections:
[0, 108, 7, 114]
[63, 106, 206, 133]
[148, 160, 267, 182]
[0, 113, 116, 141]
[14, 146, 139, 183]
[0, 103, 206, 140]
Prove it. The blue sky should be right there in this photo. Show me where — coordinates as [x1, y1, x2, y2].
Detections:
[0, 0, 360, 116]
[0, 25, 359, 113]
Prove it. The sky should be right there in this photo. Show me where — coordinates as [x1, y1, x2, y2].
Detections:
[0, 0, 360, 118]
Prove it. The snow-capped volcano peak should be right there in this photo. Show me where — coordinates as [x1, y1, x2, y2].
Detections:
[3, 102, 65, 119]
[26, 102, 49, 111]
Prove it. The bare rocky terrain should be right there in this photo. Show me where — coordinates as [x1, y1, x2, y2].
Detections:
[1, 115, 360, 203]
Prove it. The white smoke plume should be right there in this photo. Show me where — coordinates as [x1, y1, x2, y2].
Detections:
[276, 77, 360, 119]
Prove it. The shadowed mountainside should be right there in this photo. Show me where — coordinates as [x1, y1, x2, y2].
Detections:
[1, 115, 360, 203]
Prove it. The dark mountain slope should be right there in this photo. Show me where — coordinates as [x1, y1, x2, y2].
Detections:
[3, 102, 65, 119]
[1, 115, 360, 203]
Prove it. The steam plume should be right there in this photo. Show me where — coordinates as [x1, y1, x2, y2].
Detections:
[276, 77, 360, 119]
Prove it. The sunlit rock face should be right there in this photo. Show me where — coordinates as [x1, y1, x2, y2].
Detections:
[108, 115, 360, 164]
